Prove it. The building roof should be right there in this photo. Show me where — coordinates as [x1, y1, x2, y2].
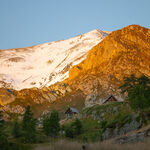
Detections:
[70, 107, 78, 113]
[65, 107, 78, 114]
[101, 95, 118, 104]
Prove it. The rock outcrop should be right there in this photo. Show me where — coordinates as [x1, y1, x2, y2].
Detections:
[102, 114, 142, 140]
[0, 88, 15, 105]
[115, 128, 150, 144]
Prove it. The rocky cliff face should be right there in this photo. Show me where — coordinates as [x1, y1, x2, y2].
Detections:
[67, 25, 150, 106]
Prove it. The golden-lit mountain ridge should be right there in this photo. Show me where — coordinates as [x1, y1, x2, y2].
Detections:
[65, 25, 150, 106]
[69, 25, 150, 80]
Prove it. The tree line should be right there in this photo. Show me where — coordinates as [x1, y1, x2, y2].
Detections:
[0, 105, 83, 150]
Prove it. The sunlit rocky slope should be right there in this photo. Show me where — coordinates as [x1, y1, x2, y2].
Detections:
[67, 25, 150, 106]
[69, 25, 150, 79]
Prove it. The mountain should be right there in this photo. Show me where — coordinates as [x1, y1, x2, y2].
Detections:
[67, 25, 150, 106]
[0, 30, 108, 90]
[69, 25, 150, 79]
[0, 25, 150, 118]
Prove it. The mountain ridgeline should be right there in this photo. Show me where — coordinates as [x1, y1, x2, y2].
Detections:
[69, 25, 150, 80]
[0, 25, 150, 117]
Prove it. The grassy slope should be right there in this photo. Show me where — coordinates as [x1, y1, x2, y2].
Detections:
[62, 101, 150, 142]
[33, 102, 150, 150]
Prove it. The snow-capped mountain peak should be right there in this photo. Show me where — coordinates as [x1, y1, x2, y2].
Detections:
[0, 29, 108, 90]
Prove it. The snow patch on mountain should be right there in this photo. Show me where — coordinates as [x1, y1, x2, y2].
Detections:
[0, 29, 108, 90]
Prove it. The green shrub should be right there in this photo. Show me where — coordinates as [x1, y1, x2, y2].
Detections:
[99, 120, 107, 131]
[71, 119, 82, 136]
[65, 126, 74, 138]
[65, 118, 83, 138]
[90, 131, 102, 142]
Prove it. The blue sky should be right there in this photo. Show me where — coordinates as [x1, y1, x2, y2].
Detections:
[0, 0, 149, 49]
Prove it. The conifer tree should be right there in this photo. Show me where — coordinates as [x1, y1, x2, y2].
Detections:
[0, 111, 4, 129]
[43, 110, 60, 137]
[0, 111, 9, 150]
[120, 74, 150, 110]
[22, 106, 36, 143]
[12, 120, 20, 138]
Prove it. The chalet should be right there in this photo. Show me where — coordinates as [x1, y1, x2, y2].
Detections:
[102, 95, 118, 104]
[65, 107, 78, 117]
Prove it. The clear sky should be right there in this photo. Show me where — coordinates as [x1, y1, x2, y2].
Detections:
[0, 0, 149, 49]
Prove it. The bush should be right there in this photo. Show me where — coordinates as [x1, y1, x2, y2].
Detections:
[71, 118, 82, 136]
[100, 120, 107, 130]
[65, 118, 82, 138]
[65, 126, 74, 138]
[89, 132, 102, 142]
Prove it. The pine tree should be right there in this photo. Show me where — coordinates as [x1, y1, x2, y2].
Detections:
[128, 84, 150, 110]
[43, 110, 60, 137]
[22, 106, 36, 143]
[12, 120, 20, 138]
[120, 74, 137, 94]
[120, 74, 150, 110]
[0, 111, 9, 150]
[0, 111, 4, 130]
